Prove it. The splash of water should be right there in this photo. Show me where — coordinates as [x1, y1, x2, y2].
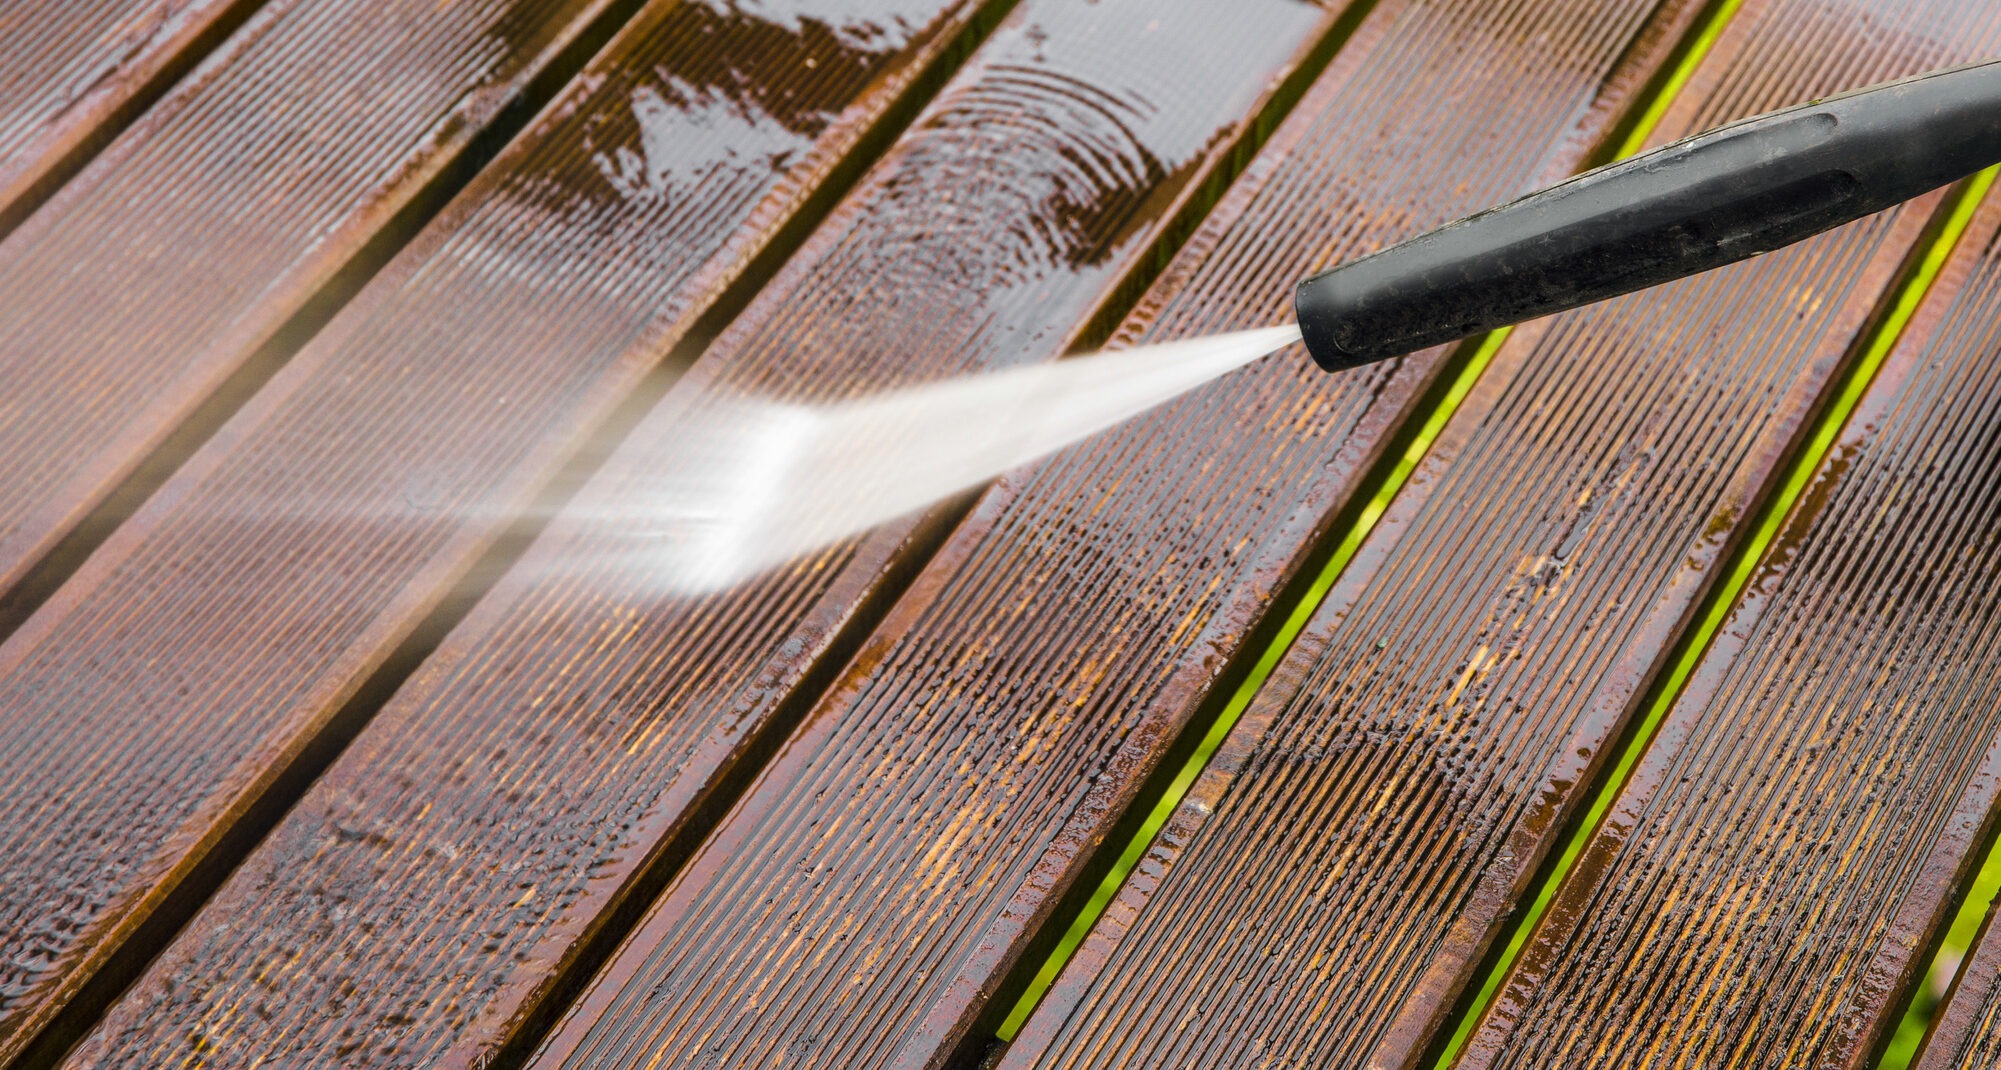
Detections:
[638, 324, 1302, 593]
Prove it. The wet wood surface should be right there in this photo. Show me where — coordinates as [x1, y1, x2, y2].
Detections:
[5, 0, 2001, 1066]
[1924, 888, 2001, 1070]
[1454, 167, 2001, 1066]
[527, 0, 1709, 1062]
[0, 0, 260, 237]
[59, 0, 1347, 1063]
[0, 0, 642, 622]
[996, 1, 2001, 1067]
[0, 0, 1003, 1059]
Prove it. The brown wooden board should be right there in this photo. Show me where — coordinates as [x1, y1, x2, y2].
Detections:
[1454, 186, 2001, 1066]
[524, 0, 1712, 1064]
[0, 0, 665, 631]
[1922, 895, 2001, 1069]
[995, 3, 2001, 1067]
[58, 0, 1351, 1064]
[0, 0, 262, 236]
[0, 0, 1007, 1060]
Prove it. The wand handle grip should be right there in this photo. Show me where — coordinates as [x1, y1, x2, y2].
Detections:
[1295, 58, 2001, 370]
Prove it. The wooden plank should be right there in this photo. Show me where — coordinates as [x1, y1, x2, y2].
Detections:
[995, 3, 2001, 1067]
[0, 0, 261, 236]
[1452, 187, 2001, 1065]
[524, 0, 1711, 1065]
[58, 0, 1350, 1064]
[0, 0, 647, 629]
[1923, 893, 2001, 1069]
[0, 0, 1007, 1061]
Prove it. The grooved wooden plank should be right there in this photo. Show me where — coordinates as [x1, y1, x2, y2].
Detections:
[996, 3, 2001, 1067]
[0, 0, 647, 618]
[0, 0, 259, 236]
[59, 0, 1345, 1064]
[1457, 186, 2001, 1065]
[1923, 892, 2001, 1069]
[0, 0, 1001, 1059]
[526, 0, 1709, 1064]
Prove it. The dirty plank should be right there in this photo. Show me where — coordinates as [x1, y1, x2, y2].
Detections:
[0, 0, 261, 236]
[524, 0, 1713, 1064]
[996, 2, 2001, 1068]
[1453, 180, 2001, 1064]
[57, 0, 1349, 1064]
[0, 0, 1006, 1060]
[0, 0, 650, 629]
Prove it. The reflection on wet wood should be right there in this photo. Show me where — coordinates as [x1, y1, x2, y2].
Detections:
[523, 0, 1711, 1064]
[0, 0, 1001, 1061]
[998, 1, 2001, 1067]
[59, 0, 1344, 1063]
[0, 0, 260, 237]
[0, 0, 651, 632]
[3, 0, 1997, 1065]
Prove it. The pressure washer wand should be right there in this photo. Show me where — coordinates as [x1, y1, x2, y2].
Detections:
[1294, 58, 2001, 371]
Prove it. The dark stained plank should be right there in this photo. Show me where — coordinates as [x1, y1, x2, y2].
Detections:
[0, 0, 260, 236]
[0, 0, 1009, 1060]
[995, 3, 2001, 1067]
[525, 0, 1712, 1064]
[1455, 186, 2001, 1064]
[57, 0, 1349, 1064]
[1923, 892, 2001, 1069]
[0, 0, 648, 626]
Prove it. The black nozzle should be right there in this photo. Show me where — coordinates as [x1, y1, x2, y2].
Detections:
[1295, 57, 2001, 371]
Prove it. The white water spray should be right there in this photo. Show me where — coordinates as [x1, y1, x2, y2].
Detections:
[635, 324, 1302, 593]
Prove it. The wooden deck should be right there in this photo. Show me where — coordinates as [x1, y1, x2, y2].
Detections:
[5, 0, 2001, 1066]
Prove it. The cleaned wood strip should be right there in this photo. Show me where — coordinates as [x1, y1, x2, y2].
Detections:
[0, 0, 1005, 1061]
[525, 0, 1708, 1065]
[1456, 185, 2001, 1065]
[0, 0, 262, 236]
[0, 0, 647, 628]
[58, 0, 1347, 1064]
[997, 2, 2001, 1067]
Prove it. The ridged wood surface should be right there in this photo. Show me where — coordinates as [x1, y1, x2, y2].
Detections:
[0, 0, 256, 234]
[1457, 164, 2001, 1069]
[997, 2, 1992, 1067]
[528, 0, 1709, 1064]
[1922, 888, 2001, 1069]
[61, 0, 1343, 1064]
[0, 0, 995, 1060]
[0, 0, 637, 611]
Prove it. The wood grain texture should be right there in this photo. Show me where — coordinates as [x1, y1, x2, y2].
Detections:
[1450, 184, 2001, 1068]
[0, 0, 651, 623]
[1458, 185, 2001, 1070]
[1922, 890, 2001, 1070]
[0, 0, 998, 1060]
[997, 3, 2001, 1068]
[526, 0, 1710, 1065]
[0, 0, 261, 236]
[60, 0, 1345, 1064]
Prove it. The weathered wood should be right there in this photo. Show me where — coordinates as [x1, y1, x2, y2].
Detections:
[59, 0, 1348, 1064]
[996, 3, 2001, 1067]
[524, 0, 1711, 1065]
[0, 0, 646, 629]
[0, 0, 1006, 1061]
[1455, 184, 2001, 1070]
[0, 0, 261, 236]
